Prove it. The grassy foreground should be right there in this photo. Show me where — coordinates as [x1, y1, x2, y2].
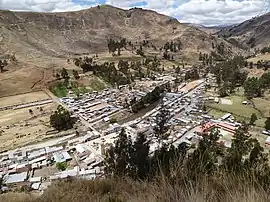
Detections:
[3, 174, 270, 202]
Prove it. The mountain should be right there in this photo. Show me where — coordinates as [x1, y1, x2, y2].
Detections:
[0, 5, 243, 97]
[0, 5, 239, 61]
[217, 13, 270, 49]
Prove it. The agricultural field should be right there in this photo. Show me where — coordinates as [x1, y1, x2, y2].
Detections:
[0, 103, 58, 152]
[0, 91, 50, 107]
[51, 76, 108, 97]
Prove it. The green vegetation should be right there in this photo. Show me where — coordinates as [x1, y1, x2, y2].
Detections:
[70, 81, 90, 96]
[52, 82, 68, 97]
[50, 105, 76, 131]
[73, 56, 162, 87]
[130, 85, 166, 113]
[208, 108, 227, 119]
[208, 96, 261, 119]
[249, 113, 258, 125]
[244, 72, 270, 99]
[103, 119, 270, 199]
[109, 118, 117, 124]
[88, 76, 107, 91]
[56, 162, 68, 171]
[252, 98, 270, 117]
[210, 56, 248, 97]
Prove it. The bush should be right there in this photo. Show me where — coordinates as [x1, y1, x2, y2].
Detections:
[56, 162, 68, 171]
[109, 118, 117, 124]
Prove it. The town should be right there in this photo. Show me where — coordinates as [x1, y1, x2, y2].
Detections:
[1, 69, 269, 194]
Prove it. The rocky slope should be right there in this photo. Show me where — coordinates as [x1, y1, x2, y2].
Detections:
[217, 12, 270, 49]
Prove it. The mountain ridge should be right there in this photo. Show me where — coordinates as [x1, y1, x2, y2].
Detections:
[217, 12, 270, 49]
[0, 5, 239, 61]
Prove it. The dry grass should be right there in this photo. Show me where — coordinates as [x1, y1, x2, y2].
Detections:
[0, 91, 50, 107]
[247, 53, 270, 63]
[0, 103, 57, 152]
[13, 174, 268, 202]
[252, 98, 270, 117]
[0, 192, 38, 202]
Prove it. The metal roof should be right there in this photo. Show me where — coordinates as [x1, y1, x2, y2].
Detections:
[5, 172, 28, 184]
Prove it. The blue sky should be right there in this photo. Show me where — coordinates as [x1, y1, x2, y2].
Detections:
[0, 0, 268, 26]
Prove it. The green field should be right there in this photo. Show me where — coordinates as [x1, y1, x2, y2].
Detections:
[208, 95, 261, 119]
[207, 95, 266, 127]
[52, 83, 68, 97]
[88, 76, 107, 91]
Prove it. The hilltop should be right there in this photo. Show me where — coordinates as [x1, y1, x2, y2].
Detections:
[217, 12, 270, 49]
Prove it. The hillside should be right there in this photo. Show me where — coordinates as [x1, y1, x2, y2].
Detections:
[0, 5, 240, 60]
[0, 5, 243, 97]
[182, 23, 221, 34]
[217, 12, 270, 49]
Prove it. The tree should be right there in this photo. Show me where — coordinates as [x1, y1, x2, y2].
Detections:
[153, 104, 170, 144]
[130, 133, 150, 179]
[186, 128, 222, 180]
[75, 130, 79, 136]
[0, 60, 8, 73]
[50, 105, 76, 131]
[56, 73, 61, 80]
[105, 128, 134, 177]
[72, 70, 80, 79]
[56, 162, 68, 171]
[61, 68, 69, 79]
[199, 52, 202, 61]
[265, 118, 270, 131]
[244, 77, 263, 98]
[29, 109, 33, 115]
[249, 113, 258, 125]
[202, 105, 207, 112]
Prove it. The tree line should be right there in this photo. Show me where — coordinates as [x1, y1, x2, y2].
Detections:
[105, 112, 270, 189]
[73, 56, 162, 87]
[210, 56, 248, 97]
[130, 85, 166, 113]
[244, 71, 270, 99]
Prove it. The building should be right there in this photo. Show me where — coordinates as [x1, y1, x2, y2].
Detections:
[195, 121, 238, 135]
[5, 172, 28, 185]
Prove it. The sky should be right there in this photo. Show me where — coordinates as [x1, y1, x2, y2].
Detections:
[0, 0, 269, 26]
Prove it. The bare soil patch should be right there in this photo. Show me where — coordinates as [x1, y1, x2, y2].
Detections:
[0, 91, 50, 107]
[0, 103, 57, 152]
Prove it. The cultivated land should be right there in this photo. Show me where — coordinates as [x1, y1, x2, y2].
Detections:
[0, 103, 57, 152]
[0, 91, 50, 107]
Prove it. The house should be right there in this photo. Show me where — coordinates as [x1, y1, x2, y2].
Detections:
[52, 151, 72, 163]
[5, 172, 28, 185]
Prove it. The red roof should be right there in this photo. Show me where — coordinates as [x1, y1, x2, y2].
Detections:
[195, 122, 237, 134]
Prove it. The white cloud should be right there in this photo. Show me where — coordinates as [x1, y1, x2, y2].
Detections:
[105, 0, 268, 26]
[0, 0, 95, 12]
[0, 0, 269, 25]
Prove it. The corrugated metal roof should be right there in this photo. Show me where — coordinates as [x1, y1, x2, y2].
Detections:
[5, 172, 28, 184]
